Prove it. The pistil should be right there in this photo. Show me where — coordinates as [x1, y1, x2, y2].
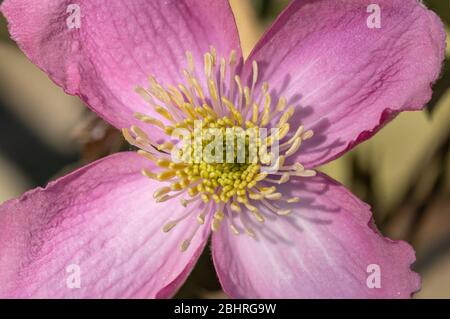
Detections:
[123, 47, 316, 250]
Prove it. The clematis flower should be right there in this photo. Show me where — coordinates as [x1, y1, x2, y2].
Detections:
[0, 0, 445, 299]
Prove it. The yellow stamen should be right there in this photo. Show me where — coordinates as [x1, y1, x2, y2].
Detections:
[123, 47, 316, 249]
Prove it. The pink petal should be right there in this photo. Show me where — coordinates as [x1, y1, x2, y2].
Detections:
[0, 152, 211, 298]
[0, 0, 241, 141]
[212, 174, 420, 298]
[245, 0, 445, 167]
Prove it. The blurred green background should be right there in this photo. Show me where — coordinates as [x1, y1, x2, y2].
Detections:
[0, 0, 449, 298]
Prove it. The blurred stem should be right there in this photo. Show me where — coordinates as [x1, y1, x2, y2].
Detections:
[349, 152, 378, 222]
[380, 130, 450, 242]
[405, 148, 448, 244]
[427, 59, 450, 115]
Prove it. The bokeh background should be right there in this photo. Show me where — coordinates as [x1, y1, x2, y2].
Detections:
[0, 0, 449, 298]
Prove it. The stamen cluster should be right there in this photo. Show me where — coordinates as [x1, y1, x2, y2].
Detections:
[123, 47, 315, 249]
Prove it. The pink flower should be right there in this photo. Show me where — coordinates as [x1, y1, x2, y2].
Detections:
[0, 0, 445, 299]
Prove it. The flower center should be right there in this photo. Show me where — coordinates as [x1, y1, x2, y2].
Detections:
[123, 47, 315, 250]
